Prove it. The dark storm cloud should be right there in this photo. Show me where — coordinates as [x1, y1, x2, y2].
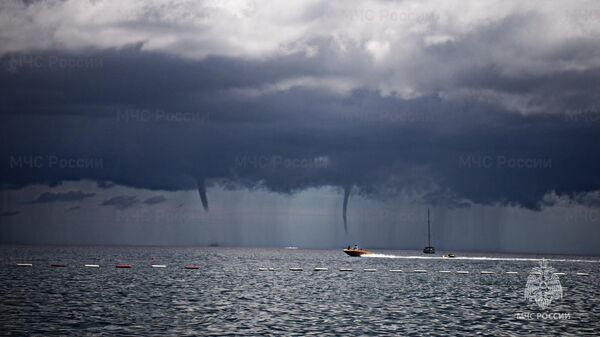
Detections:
[100, 195, 139, 210]
[25, 191, 96, 204]
[97, 181, 116, 189]
[0, 210, 19, 217]
[143, 195, 167, 205]
[1, 48, 599, 212]
[1, 1, 600, 220]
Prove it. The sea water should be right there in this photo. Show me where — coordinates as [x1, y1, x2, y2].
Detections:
[1, 246, 599, 336]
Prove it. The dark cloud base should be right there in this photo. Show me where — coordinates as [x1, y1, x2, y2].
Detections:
[25, 190, 96, 204]
[100, 195, 139, 210]
[1, 48, 599, 220]
[0, 210, 19, 217]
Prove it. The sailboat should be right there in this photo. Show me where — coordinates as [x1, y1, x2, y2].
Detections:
[423, 208, 435, 254]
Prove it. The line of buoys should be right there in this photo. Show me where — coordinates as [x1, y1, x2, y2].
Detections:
[254, 268, 593, 276]
[251, 268, 593, 276]
[13, 263, 207, 269]
[11, 264, 591, 276]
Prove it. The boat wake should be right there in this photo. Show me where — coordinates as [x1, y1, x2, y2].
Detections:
[363, 253, 600, 263]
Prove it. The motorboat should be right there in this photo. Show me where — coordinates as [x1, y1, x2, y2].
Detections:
[343, 246, 370, 257]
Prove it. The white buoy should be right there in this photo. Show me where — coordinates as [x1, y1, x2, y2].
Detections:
[17, 263, 32, 267]
[364, 268, 377, 272]
[506, 271, 518, 274]
[339, 268, 353, 272]
[438, 270, 452, 273]
[289, 267, 303, 271]
[413, 269, 427, 273]
[268, 268, 276, 271]
[314, 267, 328, 271]
[84, 264, 100, 268]
[151, 265, 166, 268]
[576, 272, 589, 276]
[554, 272, 566, 276]
[456, 271, 469, 274]
[389, 269, 402, 272]
[480, 271, 495, 274]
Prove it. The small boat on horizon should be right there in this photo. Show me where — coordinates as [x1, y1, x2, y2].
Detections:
[343, 245, 370, 257]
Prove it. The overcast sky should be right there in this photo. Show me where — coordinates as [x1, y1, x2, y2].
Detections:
[1, 0, 599, 254]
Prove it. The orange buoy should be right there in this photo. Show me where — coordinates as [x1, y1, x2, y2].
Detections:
[184, 265, 199, 270]
[51, 263, 66, 267]
[116, 264, 132, 268]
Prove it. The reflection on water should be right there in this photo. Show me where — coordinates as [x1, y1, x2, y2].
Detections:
[1, 246, 599, 336]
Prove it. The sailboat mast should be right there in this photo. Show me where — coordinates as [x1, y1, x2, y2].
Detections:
[427, 208, 431, 247]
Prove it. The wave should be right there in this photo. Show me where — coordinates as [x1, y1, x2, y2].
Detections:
[362, 253, 600, 263]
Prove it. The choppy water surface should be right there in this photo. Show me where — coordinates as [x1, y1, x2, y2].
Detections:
[1, 246, 599, 336]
